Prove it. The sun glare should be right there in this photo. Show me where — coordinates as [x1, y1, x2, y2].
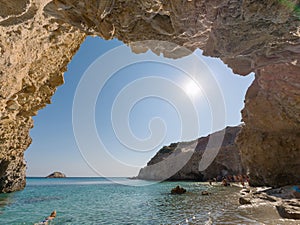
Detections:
[183, 79, 201, 97]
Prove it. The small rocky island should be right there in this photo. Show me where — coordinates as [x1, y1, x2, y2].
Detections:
[46, 172, 66, 178]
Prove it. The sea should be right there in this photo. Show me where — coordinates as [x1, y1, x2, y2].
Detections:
[0, 177, 298, 225]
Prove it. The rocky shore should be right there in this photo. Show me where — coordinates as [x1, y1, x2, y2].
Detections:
[239, 186, 300, 220]
[0, 0, 299, 193]
[137, 124, 300, 220]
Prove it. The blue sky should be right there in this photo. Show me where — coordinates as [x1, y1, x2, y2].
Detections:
[25, 37, 254, 177]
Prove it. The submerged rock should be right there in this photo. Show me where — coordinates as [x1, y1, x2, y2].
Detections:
[201, 191, 210, 196]
[46, 172, 66, 178]
[171, 186, 186, 195]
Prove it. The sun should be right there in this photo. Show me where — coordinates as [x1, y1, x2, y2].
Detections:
[183, 79, 200, 97]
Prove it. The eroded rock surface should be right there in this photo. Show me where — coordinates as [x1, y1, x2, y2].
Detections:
[0, 0, 299, 192]
[238, 63, 300, 187]
[239, 186, 300, 220]
[137, 126, 245, 181]
[0, 0, 85, 192]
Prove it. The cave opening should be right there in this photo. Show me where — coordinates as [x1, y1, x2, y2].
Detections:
[25, 36, 254, 178]
[1, 0, 299, 223]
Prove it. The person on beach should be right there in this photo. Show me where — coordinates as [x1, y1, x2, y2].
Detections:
[241, 179, 245, 187]
[222, 178, 229, 187]
[233, 175, 238, 182]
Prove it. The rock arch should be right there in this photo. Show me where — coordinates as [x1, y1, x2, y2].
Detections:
[0, 0, 299, 192]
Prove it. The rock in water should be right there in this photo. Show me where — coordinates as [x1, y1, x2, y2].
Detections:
[201, 191, 210, 196]
[46, 172, 66, 178]
[171, 186, 186, 195]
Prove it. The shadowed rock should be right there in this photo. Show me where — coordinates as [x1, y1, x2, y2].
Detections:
[171, 186, 186, 195]
[137, 126, 245, 181]
[0, 0, 299, 192]
[276, 202, 300, 220]
[239, 186, 300, 220]
[239, 196, 251, 205]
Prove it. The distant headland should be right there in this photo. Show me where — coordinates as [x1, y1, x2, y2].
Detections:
[46, 172, 66, 178]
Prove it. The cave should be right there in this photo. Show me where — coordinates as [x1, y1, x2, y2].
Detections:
[0, 0, 299, 193]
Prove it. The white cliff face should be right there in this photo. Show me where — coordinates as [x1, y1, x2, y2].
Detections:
[137, 126, 245, 181]
[0, 0, 299, 192]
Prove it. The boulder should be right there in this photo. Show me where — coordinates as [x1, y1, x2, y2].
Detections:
[201, 191, 210, 196]
[239, 196, 252, 205]
[171, 186, 186, 195]
[239, 186, 300, 220]
[276, 201, 300, 220]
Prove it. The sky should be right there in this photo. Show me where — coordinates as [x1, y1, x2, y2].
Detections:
[25, 36, 254, 177]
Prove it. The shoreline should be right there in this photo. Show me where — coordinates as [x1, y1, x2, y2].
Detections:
[2, 177, 299, 224]
[239, 185, 300, 220]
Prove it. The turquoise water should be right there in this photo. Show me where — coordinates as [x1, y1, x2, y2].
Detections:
[0, 178, 297, 224]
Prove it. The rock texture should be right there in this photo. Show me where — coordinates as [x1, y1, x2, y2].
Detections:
[137, 126, 245, 181]
[239, 186, 300, 220]
[238, 64, 300, 187]
[0, 0, 85, 192]
[46, 171, 66, 178]
[0, 0, 300, 192]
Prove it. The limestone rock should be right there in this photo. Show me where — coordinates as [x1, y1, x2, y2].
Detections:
[0, 0, 300, 192]
[46, 171, 66, 178]
[237, 63, 300, 187]
[0, 0, 85, 192]
[201, 191, 210, 196]
[239, 196, 252, 205]
[239, 186, 300, 220]
[276, 201, 300, 220]
[137, 126, 245, 181]
[171, 185, 186, 195]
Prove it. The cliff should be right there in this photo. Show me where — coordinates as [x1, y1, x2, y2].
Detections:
[137, 126, 245, 181]
[0, 0, 299, 192]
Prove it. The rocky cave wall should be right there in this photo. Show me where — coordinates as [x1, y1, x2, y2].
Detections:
[0, 0, 85, 192]
[0, 0, 299, 192]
